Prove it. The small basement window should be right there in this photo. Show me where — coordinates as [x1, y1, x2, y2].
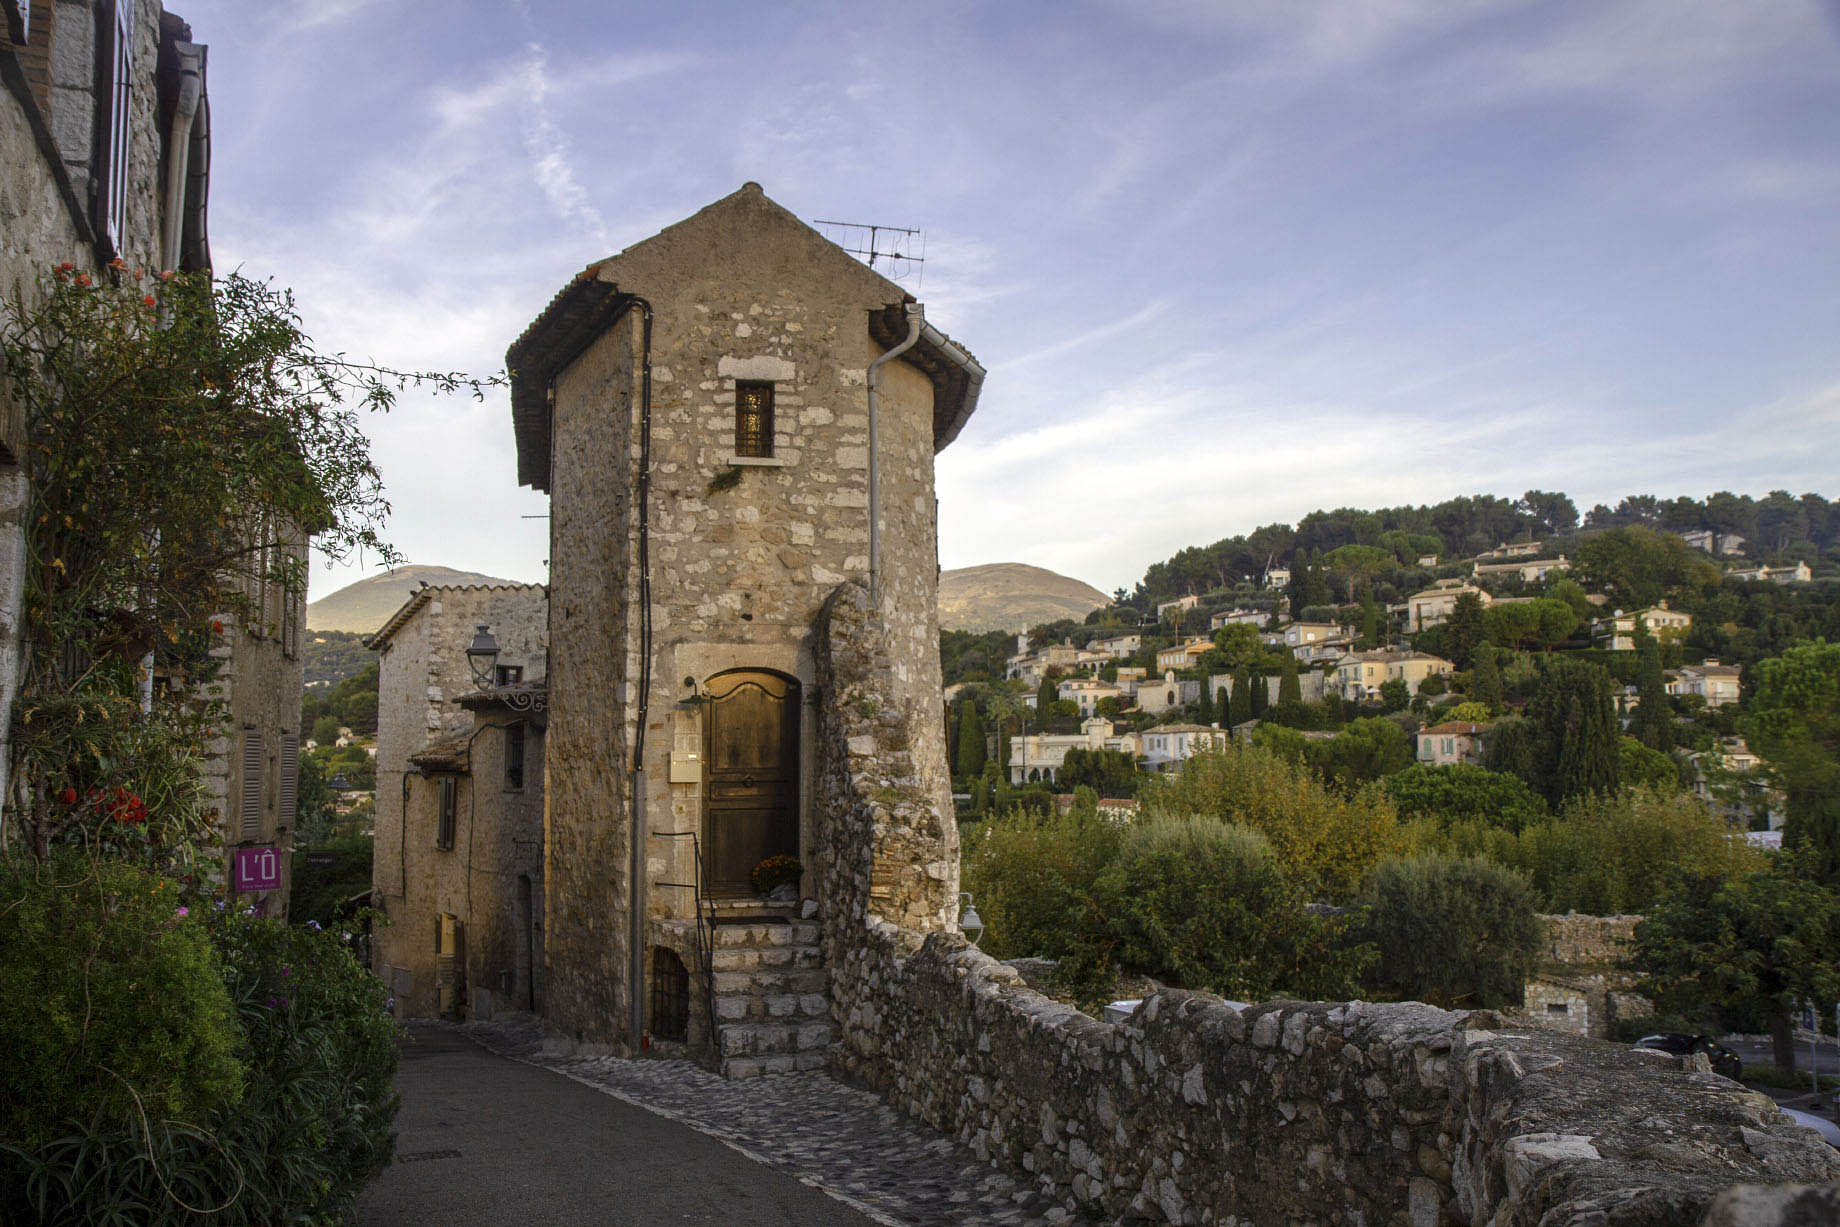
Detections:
[734, 380, 774, 458]
[650, 947, 689, 1042]
[1546, 1002, 1570, 1016]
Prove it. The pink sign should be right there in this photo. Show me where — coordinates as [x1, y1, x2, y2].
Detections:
[234, 846, 282, 892]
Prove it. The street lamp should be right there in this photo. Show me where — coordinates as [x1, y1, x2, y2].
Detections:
[958, 891, 984, 946]
[466, 624, 499, 690]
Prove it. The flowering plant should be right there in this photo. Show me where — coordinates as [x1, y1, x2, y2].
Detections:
[750, 853, 803, 896]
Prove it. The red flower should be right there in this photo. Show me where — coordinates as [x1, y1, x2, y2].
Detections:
[211, 619, 224, 634]
[56, 262, 74, 272]
[57, 786, 77, 806]
[108, 257, 126, 269]
[74, 274, 91, 287]
[103, 787, 147, 825]
[142, 295, 156, 307]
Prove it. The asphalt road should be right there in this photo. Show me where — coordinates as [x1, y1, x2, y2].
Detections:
[1728, 1037, 1839, 1079]
[355, 1027, 879, 1227]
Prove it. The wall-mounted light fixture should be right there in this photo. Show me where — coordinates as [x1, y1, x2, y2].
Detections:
[465, 624, 500, 690]
[958, 891, 984, 947]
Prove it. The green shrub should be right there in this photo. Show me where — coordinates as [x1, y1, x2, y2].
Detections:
[1384, 763, 1549, 833]
[288, 830, 374, 930]
[0, 854, 243, 1150]
[1091, 819, 1368, 1005]
[210, 910, 401, 1220]
[1355, 854, 1541, 1010]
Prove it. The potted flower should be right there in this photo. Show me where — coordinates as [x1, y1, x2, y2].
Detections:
[750, 853, 802, 900]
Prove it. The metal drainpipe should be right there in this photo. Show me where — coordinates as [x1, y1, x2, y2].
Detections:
[159, 45, 203, 273]
[626, 298, 655, 1054]
[866, 303, 922, 610]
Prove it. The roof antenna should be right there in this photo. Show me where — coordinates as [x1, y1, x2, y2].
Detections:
[811, 219, 926, 291]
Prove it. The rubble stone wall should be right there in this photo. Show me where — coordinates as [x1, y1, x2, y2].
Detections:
[814, 592, 1840, 1226]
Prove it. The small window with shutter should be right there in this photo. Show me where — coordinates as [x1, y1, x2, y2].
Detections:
[734, 381, 774, 458]
[240, 729, 263, 839]
[279, 732, 299, 830]
[435, 777, 456, 850]
[505, 725, 525, 792]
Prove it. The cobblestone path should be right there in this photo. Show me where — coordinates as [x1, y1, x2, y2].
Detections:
[453, 1019, 1067, 1226]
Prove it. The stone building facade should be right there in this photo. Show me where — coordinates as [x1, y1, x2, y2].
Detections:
[508, 183, 979, 1061]
[367, 580, 548, 1013]
[4, 6, 303, 908]
[1516, 912, 1651, 1040]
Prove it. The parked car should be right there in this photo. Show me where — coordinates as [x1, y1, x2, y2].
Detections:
[1633, 1033, 1743, 1080]
[1778, 1106, 1840, 1150]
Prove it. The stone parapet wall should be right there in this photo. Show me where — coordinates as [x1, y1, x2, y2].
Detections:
[1538, 913, 1640, 967]
[813, 594, 1840, 1226]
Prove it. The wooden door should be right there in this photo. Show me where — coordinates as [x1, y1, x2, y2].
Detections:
[703, 671, 799, 895]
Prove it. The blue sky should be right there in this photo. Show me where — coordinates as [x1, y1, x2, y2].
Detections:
[182, 0, 1840, 599]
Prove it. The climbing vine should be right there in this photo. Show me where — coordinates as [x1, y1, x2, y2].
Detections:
[0, 262, 496, 865]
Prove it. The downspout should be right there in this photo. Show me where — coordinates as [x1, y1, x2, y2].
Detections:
[626, 298, 655, 1054]
[865, 303, 922, 611]
[160, 44, 204, 274]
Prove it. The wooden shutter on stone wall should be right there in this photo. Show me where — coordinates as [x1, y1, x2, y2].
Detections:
[240, 729, 262, 838]
[279, 732, 299, 829]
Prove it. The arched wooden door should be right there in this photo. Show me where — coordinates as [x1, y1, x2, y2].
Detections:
[702, 670, 799, 896]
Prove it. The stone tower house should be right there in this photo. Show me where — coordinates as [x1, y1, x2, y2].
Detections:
[508, 183, 981, 1063]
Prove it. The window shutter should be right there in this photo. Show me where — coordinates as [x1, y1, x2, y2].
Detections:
[279, 732, 299, 828]
[240, 730, 262, 838]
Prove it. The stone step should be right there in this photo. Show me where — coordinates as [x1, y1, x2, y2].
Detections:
[710, 967, 828, 997]
[710, 921, 820, 949]
[717, 1020, 833, 1058]
[709, 944, 823, 973]
[718, 1049, 828, 1079]
[712, 990, 831, 1024]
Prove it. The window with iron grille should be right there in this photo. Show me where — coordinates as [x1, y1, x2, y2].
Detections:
[435, 777, 456, 850]
[504, 724, 525, 792]
[734, 380, 774, 458]
[96, 0, 134, 257]
[649, 947, 689, 1042]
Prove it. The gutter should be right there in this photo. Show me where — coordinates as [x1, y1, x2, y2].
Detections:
[160, 42, 205, 273]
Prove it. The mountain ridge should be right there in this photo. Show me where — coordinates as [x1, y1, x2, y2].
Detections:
[938, 563, 1110, 632]
[306, 565, 524, 634]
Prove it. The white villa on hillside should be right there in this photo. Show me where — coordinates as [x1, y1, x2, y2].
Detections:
[1668, 661, 1741, 707]
[1141, 724, 1228, 771]
[1334, 649, 1453, 702]
[1058, 676, 1126, 716]
[1472, 556, 1569, 584]
[1406, 580, 1491, 632]
[1728, 561, 1812, 585]
[1417, 721, 1491, 766]
[1210, 608, 1265, 630]
[1009, 718, 1140, 785]
[1596, 603, 1692, 651]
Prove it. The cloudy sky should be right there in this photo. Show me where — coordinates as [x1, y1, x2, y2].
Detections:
[183, 0, 1840, 599]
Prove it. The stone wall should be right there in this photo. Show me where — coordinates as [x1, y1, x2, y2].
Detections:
[1517, 914, 1646, 1039]
[814, 593, 1840, 1226]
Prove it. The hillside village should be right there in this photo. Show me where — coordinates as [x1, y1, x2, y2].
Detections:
[942, 496, 1837, 825]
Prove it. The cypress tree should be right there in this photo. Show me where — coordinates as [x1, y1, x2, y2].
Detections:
[1527, 658, 1620, 808]
[1361, 592, 1381, 647]
[1036, 676, 1057, 730]
[1631, 623, 1672, 751]
[946, 702, 962, 777]
[1279, 652, 1302, 705]
[1216, 681, 1233, 728]
[1229, 664, 1253, 726]
[1447, 593, 1486, 670]
[1471, 642, 1505, 713]
[956, 703, 987, 781]
[1249, 667, 1269, 718]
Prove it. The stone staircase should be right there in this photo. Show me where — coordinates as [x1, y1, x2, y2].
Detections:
[709, 919, 831, 1078]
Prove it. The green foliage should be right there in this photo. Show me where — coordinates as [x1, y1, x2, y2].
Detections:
[1634, 862, 1840, 1049]
[1057, 748, 1140, 798]
[1446, 593, 1486, 669]
[310, 714, 342, 746]
[1521, 657, 1621, 808]
[208, 909, 401, 1222]
[301, 629, 373, 688]
[1574, 525, 1720, 608]
[1422, 787, 1758, 913]
[1470, 642, 1505, 712]
[1481, 598, 1580, 651]
[1089, 820, 1368, 1005]
[0, 855, 243, 1150]
[288, 832, 374, 929]
[1378, 677, 1409, 712]
[1630, 624, 1673, 750]
[302, 660, 382, 738]
[963, 811, 1367, 1008]
[1138, 744, 1406, 900]
[1384, 763, 1549, 833]
[955, 701, 987, 781]
[750, 853, 802, 894]
[1308, 717, 1414, 791]
[1278, 652, 1302, 705]
[1229, 663, 1253, 726]
[1618, 736, 1680, 791]
[1747, 641, 1840, 885]
[1355, 855, 1542, 1009]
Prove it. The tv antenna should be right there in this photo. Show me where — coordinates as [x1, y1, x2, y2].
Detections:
[811, 219, 925, 290]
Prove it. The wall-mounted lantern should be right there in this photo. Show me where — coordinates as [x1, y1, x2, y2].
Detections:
[466, 624, 499, 690]
[958, 891, 984, 947]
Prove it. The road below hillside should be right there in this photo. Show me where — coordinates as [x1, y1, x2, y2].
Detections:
[355, 1027, 878, 1227]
